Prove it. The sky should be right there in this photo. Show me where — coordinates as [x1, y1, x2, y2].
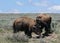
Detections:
[0, 0, 60, 13]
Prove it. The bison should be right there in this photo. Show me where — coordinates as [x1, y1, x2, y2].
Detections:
[36, 13, 53, 37]
[13, 16, 40, 38]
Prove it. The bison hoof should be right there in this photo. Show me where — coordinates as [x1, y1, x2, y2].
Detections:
[42, 33, 50, 38]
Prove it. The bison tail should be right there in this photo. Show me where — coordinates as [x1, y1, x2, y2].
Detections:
[13, 22, 15, 29]
[13, 22, 16, 33]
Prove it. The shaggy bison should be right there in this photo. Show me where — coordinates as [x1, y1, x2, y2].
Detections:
[13, 17, 40, 38]
[36, 14, 53, 37]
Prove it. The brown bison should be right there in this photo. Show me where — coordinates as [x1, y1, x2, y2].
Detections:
[36, 13, 53, 37]
[13, 16, 40, 38]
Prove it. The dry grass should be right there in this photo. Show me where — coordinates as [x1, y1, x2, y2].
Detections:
[0, 28, 59, 43]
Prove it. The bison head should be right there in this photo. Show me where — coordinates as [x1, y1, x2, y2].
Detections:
[36, 16, 43, 25]
[32, 24, 42, 35]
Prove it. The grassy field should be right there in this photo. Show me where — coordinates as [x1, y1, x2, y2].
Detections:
[0, 13, 60, 43]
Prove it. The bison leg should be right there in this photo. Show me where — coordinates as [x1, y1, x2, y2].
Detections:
[36, 24, 44, 38]
[42, 23, 53, 38]
[13, 25, 20, 33]
[24, 27, 32, 38]
[13, 28, 17, 33]
[13, 22, 20, 33]
[33, 24, 44, 38]
[46, 18, 53, 34]
[13, 23, 22, 33]
[45, 24, 53, 34]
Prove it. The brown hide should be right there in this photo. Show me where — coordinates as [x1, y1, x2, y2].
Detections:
[37, 14, 52, 22]
[14, 17, 36, 28]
